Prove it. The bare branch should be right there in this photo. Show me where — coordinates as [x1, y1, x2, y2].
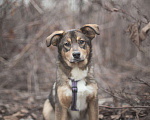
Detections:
[99, 105, 150, 109]
[30, 0, 44, 14]
[7, 24, 48, 68]
[135, 77, 150, 88]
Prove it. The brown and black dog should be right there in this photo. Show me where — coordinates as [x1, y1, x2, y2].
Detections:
[43, 24, 100, 120]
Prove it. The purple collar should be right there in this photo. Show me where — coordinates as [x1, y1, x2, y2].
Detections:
[69, 78, 79, 111]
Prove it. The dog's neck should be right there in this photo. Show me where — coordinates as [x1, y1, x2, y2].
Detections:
[56, 61, 95, 85]
[70, 67, 88, 81]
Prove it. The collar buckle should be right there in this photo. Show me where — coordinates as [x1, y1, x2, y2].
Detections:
[72, 86, 77, 93]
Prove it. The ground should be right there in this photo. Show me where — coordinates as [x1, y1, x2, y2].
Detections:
[0, 85, 150, 120]
[0, 90, 44, 120]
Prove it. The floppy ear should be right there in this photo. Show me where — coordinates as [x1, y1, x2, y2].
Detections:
[80, 24, 100, 40]
[46, 30, 64, 47]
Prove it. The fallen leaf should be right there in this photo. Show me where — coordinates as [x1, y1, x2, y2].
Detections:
[99, 114, 104, 119]
[28, 97, 34, 104]
[31, 113, 37, 119]
[4, 116, 19, 120]
[13, 111, 25, 117]
[111, 114, 121, 119]
[125, 115, 133, 119]
[7, 29, 15, 40]
[21, 108, 29, 114]
[112, 8, 119, 12]
[128, 23, 140, 48]
[11, 8, 16, 16]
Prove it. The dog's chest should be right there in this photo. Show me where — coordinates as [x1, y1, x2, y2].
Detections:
[66, 67, 94, 111]
[71, 67, 88, 80]
[73, 80, 94, 111]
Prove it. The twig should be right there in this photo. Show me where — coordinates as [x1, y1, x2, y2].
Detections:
[100, 87, 124, 100]
[30, 0, 44, 14]
[0, 57, 7, 64]
[92, 1, 148, 24]
[135, 77, 150, 88]
[133, 4, 149, 24]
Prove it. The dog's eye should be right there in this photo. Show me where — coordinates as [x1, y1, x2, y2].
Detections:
[64, 42, 70, 47]
[79, 40, 85, 45]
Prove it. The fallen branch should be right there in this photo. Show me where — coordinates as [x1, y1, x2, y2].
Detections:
[99, 105, 150, 109]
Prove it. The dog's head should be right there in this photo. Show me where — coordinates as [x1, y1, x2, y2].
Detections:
[46, 24, 100, 68]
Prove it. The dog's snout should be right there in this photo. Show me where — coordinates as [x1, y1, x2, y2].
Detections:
[72, 51, 80, 59]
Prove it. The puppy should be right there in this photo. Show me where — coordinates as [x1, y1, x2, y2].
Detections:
[43, 24, 100, 120]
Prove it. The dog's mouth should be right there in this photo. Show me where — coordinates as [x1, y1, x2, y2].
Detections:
[69, 58, 84, 63]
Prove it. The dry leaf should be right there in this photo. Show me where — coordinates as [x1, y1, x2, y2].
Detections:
[128, 23, 140, 48]
[112, 8, 119, 12]
[13, 111, 25, 117]
[111, 114, 121, 119]
[140, 22, 150, 41]
[7, 29, 15, 40]
[11, 8, 16, 16]
[125, 115, 133, 119]
[21, 108, 29, 114]
[99, 114, 104, 119]
[31, 113, 37, 119]
[4, 116, 18, 120]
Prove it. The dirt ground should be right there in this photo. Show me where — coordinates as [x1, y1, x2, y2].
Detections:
[0, 89, 45, 120]
[0, 84, 150, 120]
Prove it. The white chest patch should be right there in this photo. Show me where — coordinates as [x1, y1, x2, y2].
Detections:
[73, 80, 94, 111]
[68, 67, 94, 112]
[63, 67, 95, 119]
[67, 80, 94, 119]
[71, 67, 88, 80]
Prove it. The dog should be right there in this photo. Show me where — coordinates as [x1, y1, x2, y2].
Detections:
[43, 24, 100, 120]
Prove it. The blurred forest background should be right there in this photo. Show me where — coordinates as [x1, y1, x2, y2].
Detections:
[0, 0, 150, 120]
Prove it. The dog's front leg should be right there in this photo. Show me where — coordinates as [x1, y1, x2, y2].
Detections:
[88, 83, 98, 120]
[57, 86, 72, 120]
[55, 102, 69, 120]
[61, 108, 68, 120]
[88, 98, 98, 120]
[55, 105, 68, 120]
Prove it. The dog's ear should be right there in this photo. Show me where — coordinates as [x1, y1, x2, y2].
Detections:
[79, 24, 100, 40]
[46, 30, 64, 47]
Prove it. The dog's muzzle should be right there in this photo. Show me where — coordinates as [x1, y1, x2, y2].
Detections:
[71, 51, 84, 63]
[72, 51, 80, 59]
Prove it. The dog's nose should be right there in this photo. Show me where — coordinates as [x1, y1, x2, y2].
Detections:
[72, 51, 80, 59]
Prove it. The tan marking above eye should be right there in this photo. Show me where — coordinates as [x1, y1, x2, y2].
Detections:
[67, 38, 71, 42]
[77, 37, 81, 41]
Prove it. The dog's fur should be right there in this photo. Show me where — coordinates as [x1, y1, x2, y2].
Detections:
[43, 24, 100, 120]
